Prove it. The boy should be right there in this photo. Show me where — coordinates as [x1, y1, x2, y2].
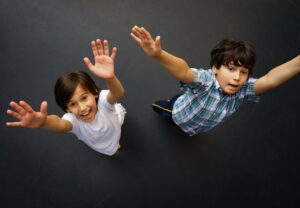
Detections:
[6, 38, 126, 155]
[131, 25, 300, 136]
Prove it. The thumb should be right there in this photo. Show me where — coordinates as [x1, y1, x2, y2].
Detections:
[83, 57, 93, 70]
[155, 36, 161, 49]
[40, 101, 48, 116]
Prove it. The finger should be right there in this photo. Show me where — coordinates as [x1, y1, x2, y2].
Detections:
[139, 27, 147, 40]
[141, 27, 153, 40]
[6, 121, 22, 127]
[132, 26, 147, 41]
[40, 101, 48, 116]
[83, 57, 93, 70]
[103, 40, 109, 56]
[132, 26, 143, 38]
[6, 109, 22, 120]
[111, 47, 117, 60]
[134, 25, 143, 33]
[130, 33, 141, 44]
[19, 100, 34, 113]
[155, 36, 161, 48]
[96, 39, 103, 55]
[9, 101, 26, 115]
[91, 41, 98, 57]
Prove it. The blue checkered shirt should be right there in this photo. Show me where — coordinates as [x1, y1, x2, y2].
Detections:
[172, 68, 260, 135]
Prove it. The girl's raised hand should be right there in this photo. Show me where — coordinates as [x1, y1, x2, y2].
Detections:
[6, 101, 48, 128]
[84, 39, 117, 81]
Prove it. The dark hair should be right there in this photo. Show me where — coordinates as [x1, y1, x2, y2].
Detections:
[54, 71, 100, 112]
[210, 39, 256, 73]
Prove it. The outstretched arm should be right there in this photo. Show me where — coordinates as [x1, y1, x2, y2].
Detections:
[254, 55, 300, 95]
[131, 25, 195, 83]
[84, 39, 124, 105]
[6, 101, 72, 133]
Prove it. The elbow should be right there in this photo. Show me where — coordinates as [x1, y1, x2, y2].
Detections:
[120, 88, 125, 100]
[117, 87, 125, 101]
[177, 60, 191, 80]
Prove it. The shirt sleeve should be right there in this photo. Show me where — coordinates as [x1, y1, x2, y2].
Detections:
[179, 68, 214, 93]
[62, 113, 78, 134]
[99, 90, 116, 111]
[239, 77, 260, 103]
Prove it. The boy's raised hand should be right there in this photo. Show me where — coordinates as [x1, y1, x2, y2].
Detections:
[6, 101, 48, 128]
[84, 39, 117, 80]
[131, 25, 162, 57]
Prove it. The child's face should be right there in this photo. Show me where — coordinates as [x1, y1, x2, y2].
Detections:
[66, 84, 98, 122]
[212, 63, 249, 94]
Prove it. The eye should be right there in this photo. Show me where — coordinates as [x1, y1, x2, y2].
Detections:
[228, 66, 234, 71]
[69, 103, 76, 108]
[241, 70, 248, 75]
[82, 96, 88, 101]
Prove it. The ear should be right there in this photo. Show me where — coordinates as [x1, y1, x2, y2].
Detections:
[212, 65, 218, 75]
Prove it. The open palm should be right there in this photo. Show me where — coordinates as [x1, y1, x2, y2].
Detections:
[131, 26, 161, 57]
[6, 101, 48, 128]
[84, 39, 117, 80]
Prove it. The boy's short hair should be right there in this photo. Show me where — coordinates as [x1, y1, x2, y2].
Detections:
[54, 71, 100, 112]
[210, 39, 256, 73]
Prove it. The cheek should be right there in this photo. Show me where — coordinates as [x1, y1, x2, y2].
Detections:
[242, 76, 249, 82]
[67, 107, 77, 114]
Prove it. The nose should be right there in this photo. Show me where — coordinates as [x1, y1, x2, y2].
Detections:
[78, 102, 86, 111]
[233, 71, 241, 80]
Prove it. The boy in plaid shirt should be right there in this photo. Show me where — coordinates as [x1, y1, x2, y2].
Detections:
[131, 25, 300, 136]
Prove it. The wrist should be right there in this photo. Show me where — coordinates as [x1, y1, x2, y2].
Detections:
[152, 49, 163, 60]
[39, 116, 48, 129]
[104, 75, 117, 83]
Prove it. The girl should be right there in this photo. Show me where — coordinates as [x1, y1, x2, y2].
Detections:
[6, 38, 126, 156]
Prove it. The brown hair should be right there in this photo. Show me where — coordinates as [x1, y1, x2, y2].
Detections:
[210, 39, 256, 73]
[54, 71, 100, 112]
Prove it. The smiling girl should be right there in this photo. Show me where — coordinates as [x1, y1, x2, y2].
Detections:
[6, 38, 126, 156]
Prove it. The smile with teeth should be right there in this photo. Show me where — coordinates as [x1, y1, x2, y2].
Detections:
[81, 109, 91, 117]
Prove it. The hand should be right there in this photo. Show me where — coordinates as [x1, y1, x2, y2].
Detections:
[6, 101, 48, 128]
[84, 39, 117, 81]
[131, 25, 162, 57]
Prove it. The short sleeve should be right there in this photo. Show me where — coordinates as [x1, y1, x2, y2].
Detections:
[99, 90, 115, 111]
[62, 113, 78, 134]
[239, 78, 260, 103]
[179, 68, 214, 93]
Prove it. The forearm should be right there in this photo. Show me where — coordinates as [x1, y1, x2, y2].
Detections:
[105, 76, 125, 104]
[153, 50, 194, 83]
[255, 55, 300, 94]
[264, 55, 300, 87]
[40, 115, 72, 133]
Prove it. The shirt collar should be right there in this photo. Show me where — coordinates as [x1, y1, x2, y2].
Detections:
[212, 71, 223, 93]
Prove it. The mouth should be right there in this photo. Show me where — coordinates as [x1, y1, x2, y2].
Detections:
[81, 109, 92, 119]
[227, 83, 240, 92]
[228, 83, 239, 88]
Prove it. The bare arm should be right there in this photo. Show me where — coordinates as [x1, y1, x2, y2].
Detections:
[84, 39, 125, 105]
[41, 115, 72, 133]
[254, 55, 300, 95]
[6, 101, 72, 133]
[131, 25, 195, 83]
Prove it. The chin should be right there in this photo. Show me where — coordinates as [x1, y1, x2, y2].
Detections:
[224, 89, 238, 95]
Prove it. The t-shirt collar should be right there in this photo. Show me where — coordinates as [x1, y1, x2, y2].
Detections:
[212, 72, 223, 93]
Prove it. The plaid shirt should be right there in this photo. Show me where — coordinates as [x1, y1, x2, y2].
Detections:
[172, 68, 260, 136]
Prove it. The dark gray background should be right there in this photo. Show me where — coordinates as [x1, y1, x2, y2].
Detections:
[1, 0, 300, 207]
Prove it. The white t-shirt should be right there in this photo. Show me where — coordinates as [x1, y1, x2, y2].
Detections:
[62, 90, 126, 156]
